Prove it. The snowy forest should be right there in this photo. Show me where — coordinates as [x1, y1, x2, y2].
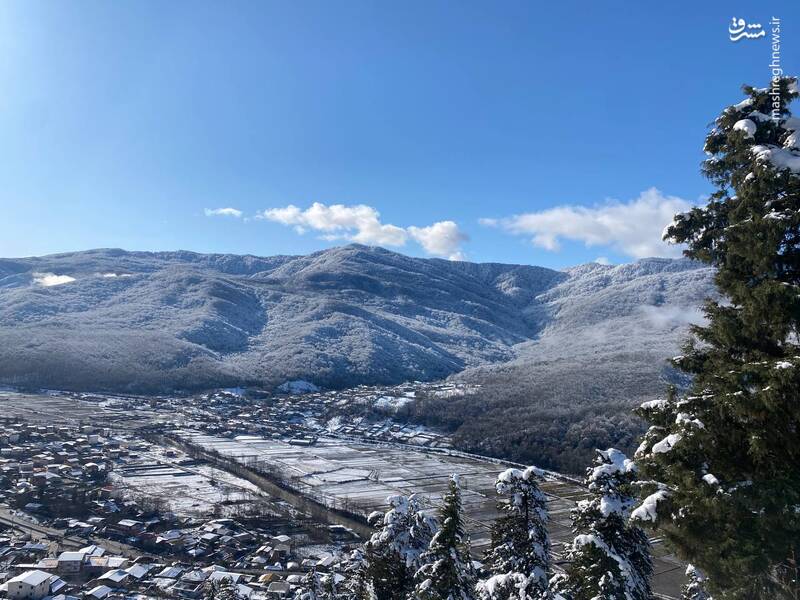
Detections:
[208, 77, 800, 600]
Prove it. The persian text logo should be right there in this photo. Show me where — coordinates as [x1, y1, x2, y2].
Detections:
[728, 17, 766, 42]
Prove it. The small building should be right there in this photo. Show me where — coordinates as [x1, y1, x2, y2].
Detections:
[56, 551, 85, 574]
[116, 519, 143, 533]
[85, 585, 112, 600]
[6, 570, 52, 600]
[97, 569, 129, 587]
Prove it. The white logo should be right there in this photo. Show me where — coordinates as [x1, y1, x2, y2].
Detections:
[729, 17, 766, 42]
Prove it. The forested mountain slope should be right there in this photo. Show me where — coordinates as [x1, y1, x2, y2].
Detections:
[0, 246, 714, 410]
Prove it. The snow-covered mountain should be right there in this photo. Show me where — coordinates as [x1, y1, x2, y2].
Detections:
[0, 245, 715, 395]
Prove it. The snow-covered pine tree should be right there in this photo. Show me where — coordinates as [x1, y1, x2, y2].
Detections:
[479, 467, 550, 599]
[295, 569, 324, 600]
[342, 548, 372, 600]
[551, 448, 651, 600]
[681, 565, 712, 600]
[413, 475, 477, 600]
[204, 577, 243, 600]
[476, 572, 536, 600]
[365, 494, 438, 600]
[634, 77, 800, 599]
[320, 574, 339, 600]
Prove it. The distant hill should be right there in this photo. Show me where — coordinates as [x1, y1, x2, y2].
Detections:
[0, 245, 715, 401]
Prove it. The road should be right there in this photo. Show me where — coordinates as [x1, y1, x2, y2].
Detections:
[0, 506, 141, 558]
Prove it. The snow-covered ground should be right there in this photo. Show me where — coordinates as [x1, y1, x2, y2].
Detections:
[112, 445, 265, 517]
[174, 429, 553, 554]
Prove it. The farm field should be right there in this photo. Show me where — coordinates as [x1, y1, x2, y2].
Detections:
[111, 444, 270, 517]
[175, 430, 686, 597]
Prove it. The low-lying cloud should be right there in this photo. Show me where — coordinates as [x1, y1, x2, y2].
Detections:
[638, 304, 707, 329]
[481, 188, 693, 259]
[33, 273, 76, 287]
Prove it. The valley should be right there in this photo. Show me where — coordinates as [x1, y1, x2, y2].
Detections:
[0, 389, 687, 598]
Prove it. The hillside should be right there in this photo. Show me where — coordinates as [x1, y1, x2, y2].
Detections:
[439, 259, 715, 471]
[0, 245, 715, 401]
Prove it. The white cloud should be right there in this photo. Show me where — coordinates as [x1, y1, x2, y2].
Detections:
[594, 256, 610, 265]
[33, 272, 76, 287]
[257, 202, 468, 259]
[408, 221, 469, 260]
[204, 207, 243, 218]
[258, 203, 407, 246]
[482, 188, 693, 259]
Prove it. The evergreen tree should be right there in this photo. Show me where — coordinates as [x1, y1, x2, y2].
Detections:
[634, 77, 800, 598]
[682, 565, 712, 600]
[551, 449, 651, 600]
[365, 494, 438, 600]
[204, 577, 243, 600]
[342, 548, 372, 600]
[476, 573, 539, 600]
[320, 573, 339, 600]
[413, 475, 477, 600]
[295, 569, 324, 600]
[480, 467, 550, 599]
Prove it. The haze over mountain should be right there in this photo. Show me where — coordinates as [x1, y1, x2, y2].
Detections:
[0, 245, 715, 401]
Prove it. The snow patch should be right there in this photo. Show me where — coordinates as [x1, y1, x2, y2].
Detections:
[373, 395, 414, 412]
[676, 413, 704, 429]
[732, 119, 756, 138]
[752, 144, 800, 174]
[631, 490, 669, 523]
[639, 398, 667, 411]
[589, 448, 636, 480]
[652, 433, 682, 454]
[277, 380, 320, 394]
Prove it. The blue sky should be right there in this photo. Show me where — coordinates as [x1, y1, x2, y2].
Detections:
[1, 1, 797, 268]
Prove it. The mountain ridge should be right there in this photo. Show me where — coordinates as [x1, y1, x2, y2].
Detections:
[0, 244, 715, 396]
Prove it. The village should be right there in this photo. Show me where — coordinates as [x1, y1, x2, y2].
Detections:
[0, 383, 687, 599]
[167, 381, 467, 449]
[0, 415, 366, 600]
[0, 382, 482, 600]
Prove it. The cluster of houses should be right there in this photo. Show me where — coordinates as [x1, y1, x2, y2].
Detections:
[0, 419, 361, 600]
[0, 421, 121, 518]
[0, 536, 348, 600]
[0, 510, 356, 600]
[149, 382, 467, 449]
[0, 381, 480, 600]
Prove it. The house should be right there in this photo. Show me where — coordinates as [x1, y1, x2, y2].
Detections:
[124, 564, 152, 580]
[97, 569, 129, 587]
[56, 551, 85, 574]
[155, 566, 183, 579]
[6, 570, 52, 600]
[48, 576, 67, 595]
[79, 545, 106, 558]
[115, 519, 143, 533]
[85, 585, 112, 600]
[266, 580, 291, 598]
[207, 571, 242, 584]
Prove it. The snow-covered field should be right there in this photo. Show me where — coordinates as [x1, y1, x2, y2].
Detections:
[112, 445, 265, 517]
[171, 429, 687, 593]
[174, 430, 575, 552]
